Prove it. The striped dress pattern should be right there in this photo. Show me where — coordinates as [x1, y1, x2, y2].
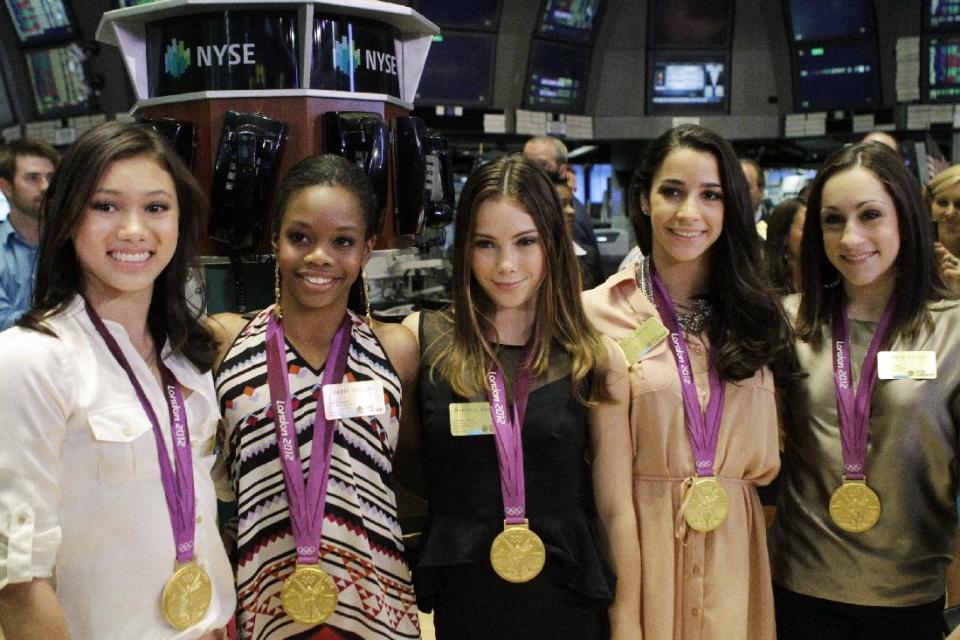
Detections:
[216, 307, 419, 640]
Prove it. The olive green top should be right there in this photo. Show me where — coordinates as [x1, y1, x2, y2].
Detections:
[769, 294, 960, 606]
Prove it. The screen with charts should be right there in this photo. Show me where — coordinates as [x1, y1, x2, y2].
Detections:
[536, 0, 603, 45]
[647, 0, 733, 49]
[927, 0, 960, 31]
[793, 40, 879, 110]
[785, 0, 873, 42]
[523, 39, 589, 113]
[647, 52, 729, 114]
[25, 43, 94, 117]
[415, 31, 495, 107]
[925, 35, 960, 102]
[410, 0, 501, 31]
[4, 0, 77, 45]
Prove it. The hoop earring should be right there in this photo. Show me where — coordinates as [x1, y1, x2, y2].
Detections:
[361, 267, 372, 326]
[273, 258, 282, 320]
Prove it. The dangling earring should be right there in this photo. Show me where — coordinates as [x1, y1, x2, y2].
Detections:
[642, 209, 650, 217]
[361, 267, 372, 326]
[273, 258, 282, 320]
[824, 274, 841, 289]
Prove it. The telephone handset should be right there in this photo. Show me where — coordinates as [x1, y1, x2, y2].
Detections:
[208, 111, 287, 252]
[392, 116, 455, 235]
[139, 117, 195, 169]
[323, 111, 388, 233]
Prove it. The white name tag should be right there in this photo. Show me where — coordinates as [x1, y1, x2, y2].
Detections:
[448, 402, 494, 436]
[876, 351, 937, 380]
[322, 380, 386, 419]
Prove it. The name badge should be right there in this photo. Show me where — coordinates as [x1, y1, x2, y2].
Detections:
[619, 317, 669, 363]
[449, 402, 494, 436]
[876, 351, 937, 380]
[322, 380, 386, 419]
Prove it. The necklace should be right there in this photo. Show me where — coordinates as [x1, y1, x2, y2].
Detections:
[634, 256, 713, 334]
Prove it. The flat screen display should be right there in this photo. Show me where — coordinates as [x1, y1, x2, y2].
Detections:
[647, 0, 733, 49]
[416, 31, 494, 107]
[925, 35, 960, 102]
[410, 0, 501, 31]
[646, 51, 729, 114]
[926, 0, 960, 31]
[785, 0, 873, 42]
[536, 0, 603, 45]
[25, 43, 95, 117]
[523, 39, 589, 113]
[117, 0, 163, 6]
[793, 40, 880, 111]
[4, 0, 77, 45]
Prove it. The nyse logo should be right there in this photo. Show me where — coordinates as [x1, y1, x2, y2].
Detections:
[162, 39, 257, 77]
[332, 35, 398, 77]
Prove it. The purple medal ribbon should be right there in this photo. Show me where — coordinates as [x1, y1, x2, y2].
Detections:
[265, 311, 352, 565]
[84, 303, 197, 563]
[485, 351, 534, 526]
[649, 268, 725, 477]
[831, 296, 896, 480]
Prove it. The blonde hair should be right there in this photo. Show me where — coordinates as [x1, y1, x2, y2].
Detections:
[925, 164, 960, 207]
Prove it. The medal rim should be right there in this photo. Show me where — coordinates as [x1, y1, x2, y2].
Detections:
[489, 525, 546, 584]
[160, 560, 212, 630]
[829, 481, 881, 533]
[682, 476, 730, 533]
[281, 564, 340, 625]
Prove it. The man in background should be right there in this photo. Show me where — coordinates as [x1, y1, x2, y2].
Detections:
[0, 138, 59, 330]
[523, 135, 601, 259]
[740, 157, 770, 240]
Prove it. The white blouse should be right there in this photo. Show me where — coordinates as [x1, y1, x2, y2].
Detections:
[0, 297, 234, 639]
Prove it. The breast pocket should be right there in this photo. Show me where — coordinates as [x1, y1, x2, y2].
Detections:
[87, 405, 155, 486]
[627, 340, 676, 395]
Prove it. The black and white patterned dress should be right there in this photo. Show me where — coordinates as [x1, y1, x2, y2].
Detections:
[216, 307, 418, 640]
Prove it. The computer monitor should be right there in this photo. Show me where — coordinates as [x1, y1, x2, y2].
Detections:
[3, 0, 78, 45]
[924, 35, 960, 102]
[535, 0, 604, 45]
[415, 31, 495, 107]
[25, 43, 95, 118]
[925, 0, 960, 31]
[523, 39, 590, 113]
[784, 0, 874, 42]
[409, 0, 501, 31]
[646, 50, 730, 114]
[647, 0, 734, 49]
[792, 40, 880, 111]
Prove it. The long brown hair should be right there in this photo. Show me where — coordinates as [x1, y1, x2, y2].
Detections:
[629, 124, 799, 384]
[434, 154, 609, 403]
[18, 121, 216, 371]
[796, 142, 951, 346]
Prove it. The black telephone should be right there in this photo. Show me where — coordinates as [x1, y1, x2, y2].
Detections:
[139, 117, 195, 169]
[208, 111, 287, 252]
[392, 116, 455, 235]
[323, 111, 389, 234]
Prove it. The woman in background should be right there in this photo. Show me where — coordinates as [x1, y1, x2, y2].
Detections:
[583, 124, 798, 639]
[0, 121, 234, 638]
[210, 155, 419, 640]
[764, 197, 806, 294]
[404, 155, 640, 639]
[769, 142, 960, 640]
[924, 164, 960, 292]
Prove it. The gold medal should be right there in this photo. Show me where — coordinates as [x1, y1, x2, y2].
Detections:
[829, 478, 881, 532]
[490, 520, 546, 583]
[161, 560, 212, 630]
[682, 476, 729, 532]
[281, 563, 339, 624]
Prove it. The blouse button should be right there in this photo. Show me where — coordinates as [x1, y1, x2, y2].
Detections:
[18, 513, 29, 525]
[690, 344, 703, 356]
[196, 515, 203, 524]
[122, 427, 133, 437]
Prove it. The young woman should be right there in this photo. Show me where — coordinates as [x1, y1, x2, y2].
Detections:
[924, 164, 960, 292]
[765, 197, 807, 294]
[0, 121, 234, 638]
[582, 124, 797, 639]
[402, 155, 640, 639]
[209, 155, 419, 640]
[768, 142, 960, 640]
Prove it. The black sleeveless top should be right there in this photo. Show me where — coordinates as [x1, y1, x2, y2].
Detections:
[414, 311, 614, 611]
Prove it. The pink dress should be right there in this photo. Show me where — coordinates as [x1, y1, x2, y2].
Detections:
[583, 268, 778, 640]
